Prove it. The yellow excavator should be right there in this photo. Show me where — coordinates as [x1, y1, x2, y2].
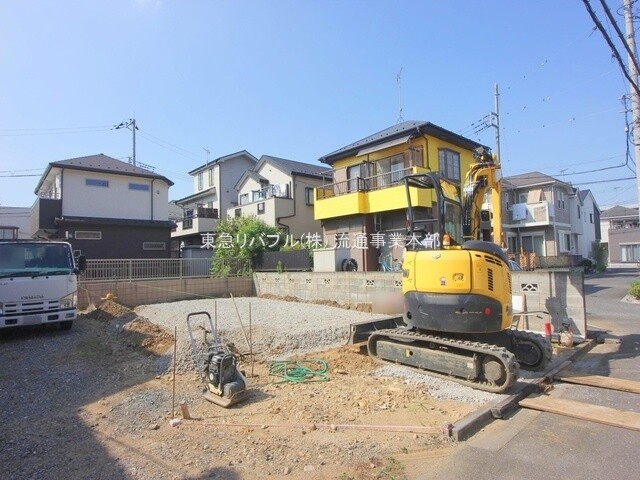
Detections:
[351, 147, 551, 393]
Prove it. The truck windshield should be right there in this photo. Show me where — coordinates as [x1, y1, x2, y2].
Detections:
[0, 243, 74, 277]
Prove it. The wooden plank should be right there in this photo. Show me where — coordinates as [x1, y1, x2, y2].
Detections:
[556, 372, 640, 394]
[519, 396, 640, 431]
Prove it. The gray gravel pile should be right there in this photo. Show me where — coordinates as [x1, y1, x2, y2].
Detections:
[134, 297, 390, 375]
[371, 364, 503, 404]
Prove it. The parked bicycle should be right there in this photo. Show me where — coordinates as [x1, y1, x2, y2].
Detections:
[378, 254, 402, 272]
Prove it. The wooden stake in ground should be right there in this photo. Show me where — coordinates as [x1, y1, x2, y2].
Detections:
[180, 400, 191, 420]
[172, 326, 177, 418]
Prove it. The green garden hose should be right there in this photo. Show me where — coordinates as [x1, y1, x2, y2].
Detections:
[268, 359, 330, 383]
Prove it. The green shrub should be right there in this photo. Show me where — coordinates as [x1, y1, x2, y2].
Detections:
[629, 280, 640, 299]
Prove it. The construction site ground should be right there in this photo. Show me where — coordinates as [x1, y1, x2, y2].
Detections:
[1, 298, 515, 480]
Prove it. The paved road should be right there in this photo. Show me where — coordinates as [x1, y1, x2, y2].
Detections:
[412, 267, 640, 480]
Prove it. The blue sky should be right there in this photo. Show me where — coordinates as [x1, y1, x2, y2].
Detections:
[1, 0, 638, 209]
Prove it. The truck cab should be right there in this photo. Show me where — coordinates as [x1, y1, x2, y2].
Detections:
[0, 240, 86, 330]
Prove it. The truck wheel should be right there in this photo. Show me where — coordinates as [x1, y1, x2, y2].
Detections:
[59, 320, 73, 331]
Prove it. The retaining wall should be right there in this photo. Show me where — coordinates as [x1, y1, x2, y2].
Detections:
[253, 269, 588, 337]
[78, 277, 254, 310]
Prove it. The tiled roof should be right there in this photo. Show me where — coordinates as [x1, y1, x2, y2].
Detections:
[601, 205, 639, 219]
[319, 120, 486, 165]
[39, 153, 173, 187]
[260, 155, 327, 178]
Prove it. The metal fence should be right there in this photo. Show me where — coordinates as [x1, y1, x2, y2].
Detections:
[82, 257, 251, 281]
[254, 249, 312, 271]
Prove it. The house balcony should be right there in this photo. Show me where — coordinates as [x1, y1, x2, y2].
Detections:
[171, 207, 219, 239]
[314, 167, 433, 220]
[228, 195, 293, 226]
[504, 201, 555, 228]
[31, 197, 62, 237]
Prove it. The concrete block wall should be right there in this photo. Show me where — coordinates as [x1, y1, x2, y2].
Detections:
[511, 268, 587, 338]
[253, 271, 404, 311]
[78, 277, 254, 310]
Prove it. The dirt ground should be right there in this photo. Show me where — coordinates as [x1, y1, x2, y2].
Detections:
[3, 301, 478, 480]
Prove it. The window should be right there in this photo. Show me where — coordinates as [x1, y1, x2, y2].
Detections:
[559, 231, 571, 252]
[557, 190, 565, 209]
[347, 164, 363, 192]
[208, 168, 214, 187]
[235, 208, 242, 218]
[239, 193, 249, 205]
[589, 213, 594, 224]
[86, 178, 109, 187]
[621, 244, 640, 262]
[197, 172, 204, 190]
[143, 242, 166, 251]
[577, 205, 581, 219]
[75, 231, 102, 240]
[257, 202, 265, 214]
[252, 189, 267, 202]
[305, 187, 314, 205]
[390, 155, 405, 183]
[129, 183, 150, 191]
[521, 233, 545, 257]
[0, 227, 18, 239]
[438, 149, 460, 182]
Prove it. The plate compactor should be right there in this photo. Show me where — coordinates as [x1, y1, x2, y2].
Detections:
[186, 311, 248, 407]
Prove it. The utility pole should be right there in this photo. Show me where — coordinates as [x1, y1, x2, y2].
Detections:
[624, 0, 640, 216]
[114, 118, 138, 166]
[493, 83, 501, 163]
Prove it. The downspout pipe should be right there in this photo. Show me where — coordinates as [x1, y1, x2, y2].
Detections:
[151, 178, 156, 220]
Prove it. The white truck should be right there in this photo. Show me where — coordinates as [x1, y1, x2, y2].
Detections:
[0, 240, 86, 330]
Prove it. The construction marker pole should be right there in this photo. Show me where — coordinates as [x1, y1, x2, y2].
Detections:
[544, 322, 552, 344]
[172, 326, 177, 418]
[230, 293, 251, 351]
[249, 302, 254, 377]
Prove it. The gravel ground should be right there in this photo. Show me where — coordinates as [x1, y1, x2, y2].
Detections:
[2, 297, 551, 479]
[134, 296, 392, 374]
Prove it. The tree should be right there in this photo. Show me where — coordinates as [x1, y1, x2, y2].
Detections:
[210, 216, 282, 277]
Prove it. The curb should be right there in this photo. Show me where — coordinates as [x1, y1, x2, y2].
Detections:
[449, 338, 598, 442]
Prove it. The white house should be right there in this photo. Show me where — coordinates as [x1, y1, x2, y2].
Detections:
[32, 154, 174, 258]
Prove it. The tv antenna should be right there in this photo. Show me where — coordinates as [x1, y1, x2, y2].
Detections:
[396, 68, 404, 123]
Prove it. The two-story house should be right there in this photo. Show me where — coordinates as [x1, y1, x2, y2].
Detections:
[314, 120, 486, 272]
[600, 205, 640, 264]
[502, 171, 600, 267]
[31, 154, 175, 259]
[171, 151, 258, 251]
[0, 206, 31, 239]
[576, 189, 601, 260]
[228, 155, 326, 239]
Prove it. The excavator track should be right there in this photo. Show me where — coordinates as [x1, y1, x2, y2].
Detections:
[506, 329, 552, 372]
[368, 328, 519, 394]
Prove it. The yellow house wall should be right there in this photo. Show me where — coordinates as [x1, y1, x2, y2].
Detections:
[316, 134, 476, 219]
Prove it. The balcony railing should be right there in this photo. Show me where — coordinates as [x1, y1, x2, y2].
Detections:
[316, 167, 413, 200]
[180, 207, 219, 230]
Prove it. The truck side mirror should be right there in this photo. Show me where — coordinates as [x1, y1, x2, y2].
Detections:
[77, 255, 87, 272]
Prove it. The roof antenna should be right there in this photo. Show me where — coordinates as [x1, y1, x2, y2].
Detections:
[396, 68, 404, 124]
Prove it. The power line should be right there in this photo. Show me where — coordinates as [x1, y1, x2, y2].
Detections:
[581, 0, 640, 97]
[599, 0, 640, 81]
[573, 175, 636, 185]
[0, 127, 111, 137]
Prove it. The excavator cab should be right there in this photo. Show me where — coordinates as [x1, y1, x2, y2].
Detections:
[402, 172, 513, 334]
